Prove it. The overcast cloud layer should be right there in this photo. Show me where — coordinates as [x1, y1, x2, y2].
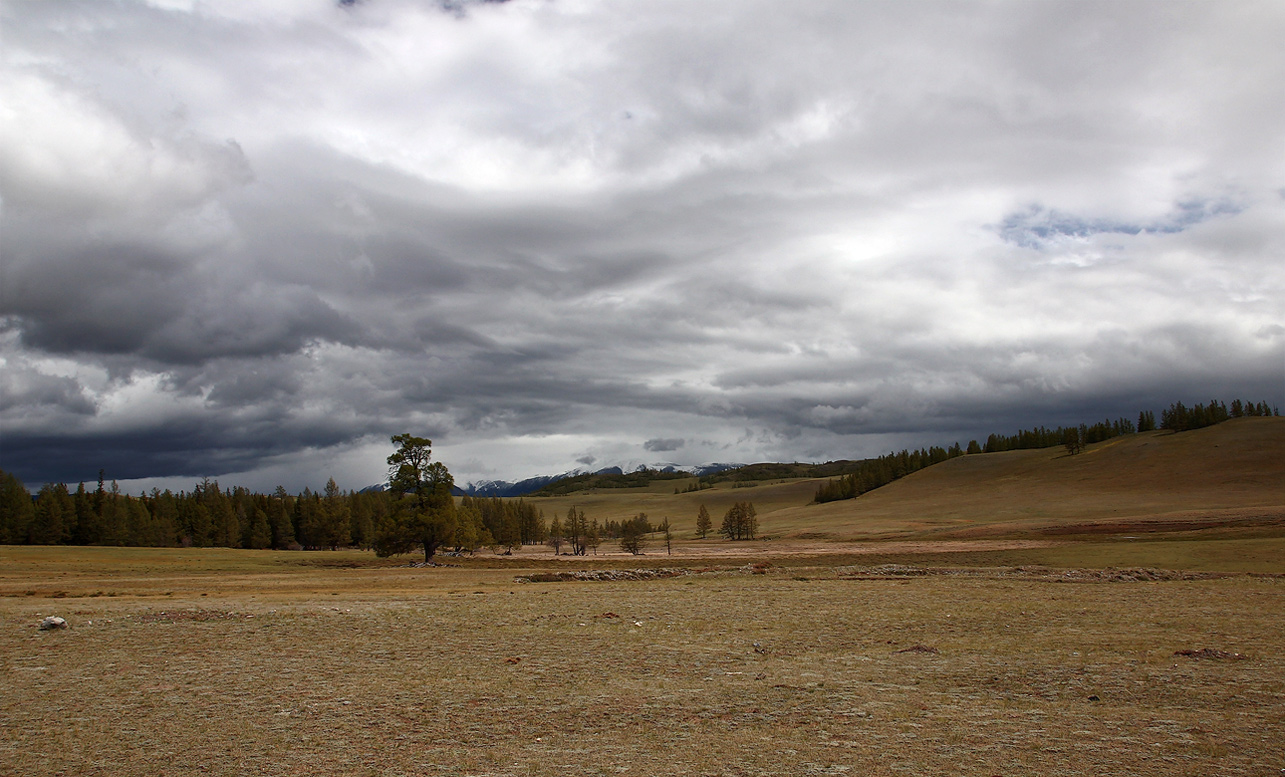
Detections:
[2, 0, 1283, 492]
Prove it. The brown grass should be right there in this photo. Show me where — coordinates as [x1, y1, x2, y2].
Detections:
[2, 547, 1284, 776]
[3, 420, 1282, 775]
[530, 419, 1285, 545]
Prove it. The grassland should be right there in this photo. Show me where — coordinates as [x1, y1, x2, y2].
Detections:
[2, 419, 1282, 775]
[3, 547, 1283, 776]
[530, 418, 1285, 543]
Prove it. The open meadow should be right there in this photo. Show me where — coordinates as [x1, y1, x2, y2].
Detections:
[4, 420, 1284, 776]
[2, 543, 1284, 777]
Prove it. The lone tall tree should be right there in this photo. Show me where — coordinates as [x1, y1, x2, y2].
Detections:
[376, 434, 457, 563]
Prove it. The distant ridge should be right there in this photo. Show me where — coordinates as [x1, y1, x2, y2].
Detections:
[461, 462, 742, 498]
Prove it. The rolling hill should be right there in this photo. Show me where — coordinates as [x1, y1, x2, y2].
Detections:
[525, 418, 1285, 541]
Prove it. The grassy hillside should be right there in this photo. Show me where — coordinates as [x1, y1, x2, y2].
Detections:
[529, 418, 1285, 541]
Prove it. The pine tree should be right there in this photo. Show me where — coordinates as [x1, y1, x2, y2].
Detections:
[31, 483, 73, 545]
[619, 517, 647, 555]
[548, 515, 564, 554]
[0, 470, 35, 544]
[320, 477, 351, 550]
[248, 508, 272, 549]
[695, 504, 712, 539]
[376, 434, 458, 562]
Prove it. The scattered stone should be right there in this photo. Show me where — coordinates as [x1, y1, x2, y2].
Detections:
[895, 644, 938, 655]
[1088, 695, 1100, 702]
[596, 612, 621, 619]
[38, 616, 67, 630]
[135, 610, 253, 624]
[1174, 648, 1248, 660]
[505, 657, 522, 664]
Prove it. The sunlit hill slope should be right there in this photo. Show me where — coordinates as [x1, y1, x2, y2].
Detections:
[528, 418, 1285, 541]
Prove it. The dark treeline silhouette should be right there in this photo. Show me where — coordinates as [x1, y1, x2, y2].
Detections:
[1163, 398, 1277, 431]
[813, 445, 961, 503]
[814, 397, 1279, 504]
[0, 471, 393, 550]
[0, 467, 545, 554]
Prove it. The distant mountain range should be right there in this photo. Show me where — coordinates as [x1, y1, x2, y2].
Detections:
[362, 460, 862, 498]
[460, 462, 742, 498]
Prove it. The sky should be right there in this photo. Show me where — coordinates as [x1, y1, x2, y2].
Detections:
[2, 0, 1283, 494]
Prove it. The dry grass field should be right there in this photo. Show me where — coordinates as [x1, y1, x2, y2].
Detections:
[2, 546, 1284, 777]
[3, 420, 1283, 776]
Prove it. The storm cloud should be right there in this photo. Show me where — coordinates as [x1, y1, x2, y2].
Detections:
[1, 0, 1282, 491]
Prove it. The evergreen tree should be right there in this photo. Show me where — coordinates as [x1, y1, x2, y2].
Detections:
[375, 434, 457, 563]
[72, 483, 95, 545]
[248, 507, 272, 549]
[695, 504, 712, 539]
[0, 470, 35, 544]
[31, 483, 73, 545]
[548, 514, 565, 554]
[619, 517, 647, 555]
[1062, 427, 1083, 455]
[1138, 410, 1156, 432]
[320, 477, 351, 550]
[269, 488, 296, 549]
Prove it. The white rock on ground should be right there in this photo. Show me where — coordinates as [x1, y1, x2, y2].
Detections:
[39, 616, 67, 630]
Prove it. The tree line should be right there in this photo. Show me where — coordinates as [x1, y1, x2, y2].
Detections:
[813, 445, 961, 503]
[0, 469, 392, 551]
[1160, 398, 1276, 432]
[814, 397, 1279, 504]
[0, 434, 690, 560]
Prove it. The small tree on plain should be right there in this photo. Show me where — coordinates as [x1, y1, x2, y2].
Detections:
[620, 513, 649, 555]
[548, 515, 564, 554]
[695, 504, 712, 539]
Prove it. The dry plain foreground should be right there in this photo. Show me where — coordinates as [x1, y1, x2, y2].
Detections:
[3, 419, 1284, 776]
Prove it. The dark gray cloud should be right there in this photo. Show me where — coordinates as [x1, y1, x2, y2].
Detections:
[1, 1, 1281, 491]
[644, 438, 685, 453]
